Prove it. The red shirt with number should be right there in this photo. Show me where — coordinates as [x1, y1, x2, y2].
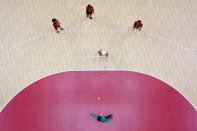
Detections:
[134, 21, 143, 29]
[53, 20, 60, 29]
[86, 6, 94, 14]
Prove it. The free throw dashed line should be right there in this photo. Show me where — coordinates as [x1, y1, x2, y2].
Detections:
[0, 28, 197, 59]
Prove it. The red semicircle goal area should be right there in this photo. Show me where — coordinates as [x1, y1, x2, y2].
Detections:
[0, 71, 196, 131]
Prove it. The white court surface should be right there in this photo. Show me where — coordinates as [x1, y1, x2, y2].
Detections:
[0, 0, 197, 110]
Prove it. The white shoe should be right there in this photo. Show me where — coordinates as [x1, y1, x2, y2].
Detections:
[134, 28, 138, 32]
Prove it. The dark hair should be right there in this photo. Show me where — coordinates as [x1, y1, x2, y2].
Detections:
[138, 20, 142, 23]
[52, 18, 56, 22]
[97, 116, 101, 121]
[88, 4, 91, 7]
[106, 114, 113, 119]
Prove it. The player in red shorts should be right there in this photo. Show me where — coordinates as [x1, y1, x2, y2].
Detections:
[86, 4, 94, 20]
[52, 18, 64, 33]
[133, 20, 143, 31]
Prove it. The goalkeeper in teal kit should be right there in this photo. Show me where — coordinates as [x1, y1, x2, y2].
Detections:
[89, 113, 113, 122]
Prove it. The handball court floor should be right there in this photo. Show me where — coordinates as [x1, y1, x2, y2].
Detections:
[0, 0, 197, 130]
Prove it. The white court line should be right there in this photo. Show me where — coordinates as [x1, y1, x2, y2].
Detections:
[0, 28, 197, 60]
[141, 31, 197, 56]
[92, 55, 109, 58]
[0, 70, 196, 112]
[0, 29, 197, 112]
[0, 32, 55, 57]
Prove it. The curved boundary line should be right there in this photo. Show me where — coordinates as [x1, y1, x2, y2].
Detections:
[0, 29, 197, 112]
[0, 28, 197, 59]
[0, 70, 196, 113]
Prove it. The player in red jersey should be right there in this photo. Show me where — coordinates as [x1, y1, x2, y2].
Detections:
[86, 4, 94, 20]
[52, 18, 64, 33]
[133, 20, 143, 31]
